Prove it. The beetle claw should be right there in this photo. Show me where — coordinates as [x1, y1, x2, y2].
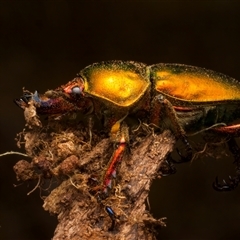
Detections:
[159, 159, 177, 176]
[212, 176, 239, 191]
[105, 206, 116, 231]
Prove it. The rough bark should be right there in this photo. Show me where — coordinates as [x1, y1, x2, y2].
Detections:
[13, 104, 175, 240]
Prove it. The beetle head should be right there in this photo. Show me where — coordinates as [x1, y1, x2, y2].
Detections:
[14, 77, 92, 115]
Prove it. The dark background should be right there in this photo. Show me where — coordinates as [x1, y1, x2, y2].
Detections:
[1, 1, 240, 239]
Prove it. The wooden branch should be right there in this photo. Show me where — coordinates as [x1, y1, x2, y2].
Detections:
[13, 105, 175, 239]
[43, 131, 174, 240]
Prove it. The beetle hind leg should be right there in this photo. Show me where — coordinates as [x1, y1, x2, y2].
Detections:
[213, 138, 240, 191]
[174, 136, 193, 163]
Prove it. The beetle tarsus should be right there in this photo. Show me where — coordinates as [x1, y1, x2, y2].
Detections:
[213, 176, 240, 191]
[160, 159, 177, 176]
[212, 137, 240, 191]
[175, 148, 192, 163]
[174, 136, 193, 162]
[105, 206, 116, 231]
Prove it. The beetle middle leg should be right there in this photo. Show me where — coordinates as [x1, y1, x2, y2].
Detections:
[150, 94, 193, 163]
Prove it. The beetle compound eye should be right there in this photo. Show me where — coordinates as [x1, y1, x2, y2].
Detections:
[72, 86, 81, 95]
[70, 86, 84, 98]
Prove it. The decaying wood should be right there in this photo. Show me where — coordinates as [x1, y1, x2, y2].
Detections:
[13, 104, 175, 240]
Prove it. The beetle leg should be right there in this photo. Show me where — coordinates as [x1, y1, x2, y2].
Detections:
[150, 94, 192, 162]
[100, 121, 129, 194]
[213, 138, 240, 191]
[87, 116, 94, 146]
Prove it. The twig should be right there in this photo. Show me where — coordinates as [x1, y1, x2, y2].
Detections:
[0, 151, 29, 158]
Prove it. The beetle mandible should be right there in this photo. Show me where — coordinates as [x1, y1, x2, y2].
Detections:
[15, 60, 240, 192]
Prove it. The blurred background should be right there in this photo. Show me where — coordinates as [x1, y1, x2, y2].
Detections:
[1, 1, 240, 239]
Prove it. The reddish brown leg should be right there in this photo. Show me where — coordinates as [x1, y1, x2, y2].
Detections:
[101, 122, 129, 194]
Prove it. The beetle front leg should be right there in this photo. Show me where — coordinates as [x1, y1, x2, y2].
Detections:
[150, 94, 192, 162]
[213, 138, 240, 191]
[100, 121, 129, 195]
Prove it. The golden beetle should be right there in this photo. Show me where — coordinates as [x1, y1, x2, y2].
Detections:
[15, 60, 240, 192]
